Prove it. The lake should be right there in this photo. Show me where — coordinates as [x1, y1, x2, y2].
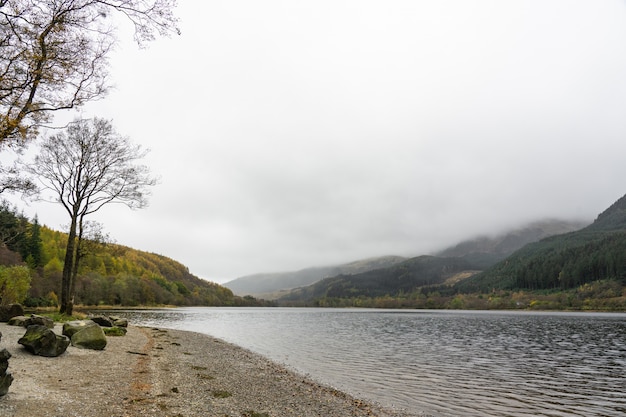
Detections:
[106, 307, 626, 416]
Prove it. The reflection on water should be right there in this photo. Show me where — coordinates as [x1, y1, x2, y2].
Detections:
[104, 308, 626, 417]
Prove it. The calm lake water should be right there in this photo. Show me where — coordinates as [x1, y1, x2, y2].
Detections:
[105, 308, 626, 416]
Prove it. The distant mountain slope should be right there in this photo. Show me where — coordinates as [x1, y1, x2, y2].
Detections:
[224, 255, 407, 297]
[458, 194, 626, 293]
[436, 219, 588, 268]
[583, 193, 626, 232]
[228, 219, 588, 299]
[279, 256, 478, 303]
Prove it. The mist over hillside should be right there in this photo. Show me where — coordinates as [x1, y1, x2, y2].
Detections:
[435, 219, 589, 268]
[272, 194, 626, 309]
[224, 256, 407, 298]
[225, 218, 586, 299]
[459, 193, 626, 294]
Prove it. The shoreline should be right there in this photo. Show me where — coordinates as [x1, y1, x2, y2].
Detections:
[0, 323, 424, 417]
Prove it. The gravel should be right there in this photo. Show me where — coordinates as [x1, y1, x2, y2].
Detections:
[0, 323, 425, 417]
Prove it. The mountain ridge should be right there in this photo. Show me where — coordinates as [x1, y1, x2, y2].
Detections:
[231, 218, 587, 301]
[271, 193, 626, 308]
[223, 255, 407, 297]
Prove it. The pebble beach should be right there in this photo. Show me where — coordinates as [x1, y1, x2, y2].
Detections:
[0, 323, 424, 417]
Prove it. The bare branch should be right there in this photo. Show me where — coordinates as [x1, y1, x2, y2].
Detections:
[21, 116, 157, 314]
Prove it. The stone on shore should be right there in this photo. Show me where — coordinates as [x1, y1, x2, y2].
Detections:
[89, 315, 113, 327]
[0, 304, 24, 322]
[18, 325, 70, 357]
[63, 320, 107, 350]
[8, 314, 55, 328]
[7, 316, 27, 327]
[25, 314, 55, 329]
[0, 346, 9, 374]
[112, 317, 128, 328]
[62, 320, 97, 338]
[0, 348, 12, 396]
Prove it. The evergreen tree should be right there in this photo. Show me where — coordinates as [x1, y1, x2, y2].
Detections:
[23, 217, 43, 268]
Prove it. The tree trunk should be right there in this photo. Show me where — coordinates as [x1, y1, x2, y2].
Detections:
[68, 217, 85, 317]
[60, 215, 78, 315]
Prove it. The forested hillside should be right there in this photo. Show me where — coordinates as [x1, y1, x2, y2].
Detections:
[276, 196, 626, 310]
[0, 202, 267, 307]
[458, 195, 626, 293]
[456, 231, 626, 293]
[279, 256, 478, 306]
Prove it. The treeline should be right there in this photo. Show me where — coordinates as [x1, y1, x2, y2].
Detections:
[279, 256, 475, 303]
[284, 279, 626, 311]
[0, 202, 272, 307]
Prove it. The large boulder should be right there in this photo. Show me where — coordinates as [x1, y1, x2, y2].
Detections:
[62, 320, 97, 338]
[112, 317, 128, 328]
[7, 316, 28, 327]
[0, 372, 13, 396]
[0, 348, 9, 374]
[8, 315, 54, 328]
[0, 304, 24, 322]
[0, 349, 12, 396]
[89, 315, 113, 327]
[71, 325, 107, 350]
[24, 314, 54, 329]
[63, 320, 107, 350]
[18, 325, 70, 357]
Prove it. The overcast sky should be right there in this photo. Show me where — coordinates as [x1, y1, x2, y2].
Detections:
[5, 0, 626, 283]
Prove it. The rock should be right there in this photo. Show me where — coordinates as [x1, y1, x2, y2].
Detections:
[89, 315, 113, 327]
[71, 325, 107, 350]
[112, 318, 128, 328]
[7, 316, 28, 327]
[8, 315, 54, 328]
[24, 314, 55, 329]
[0, 344, 12, 396]
[0, 304, 24, 322]
[62, 320, 98, 338]
[18, 325, 70, 357]
[0, 372, 13, 396]
[0, 349, 10, 374]
[63, 320, 107, 350]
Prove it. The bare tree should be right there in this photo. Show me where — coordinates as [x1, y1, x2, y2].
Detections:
[0, 0, 179, 146]
[23, 117, 157, 314]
